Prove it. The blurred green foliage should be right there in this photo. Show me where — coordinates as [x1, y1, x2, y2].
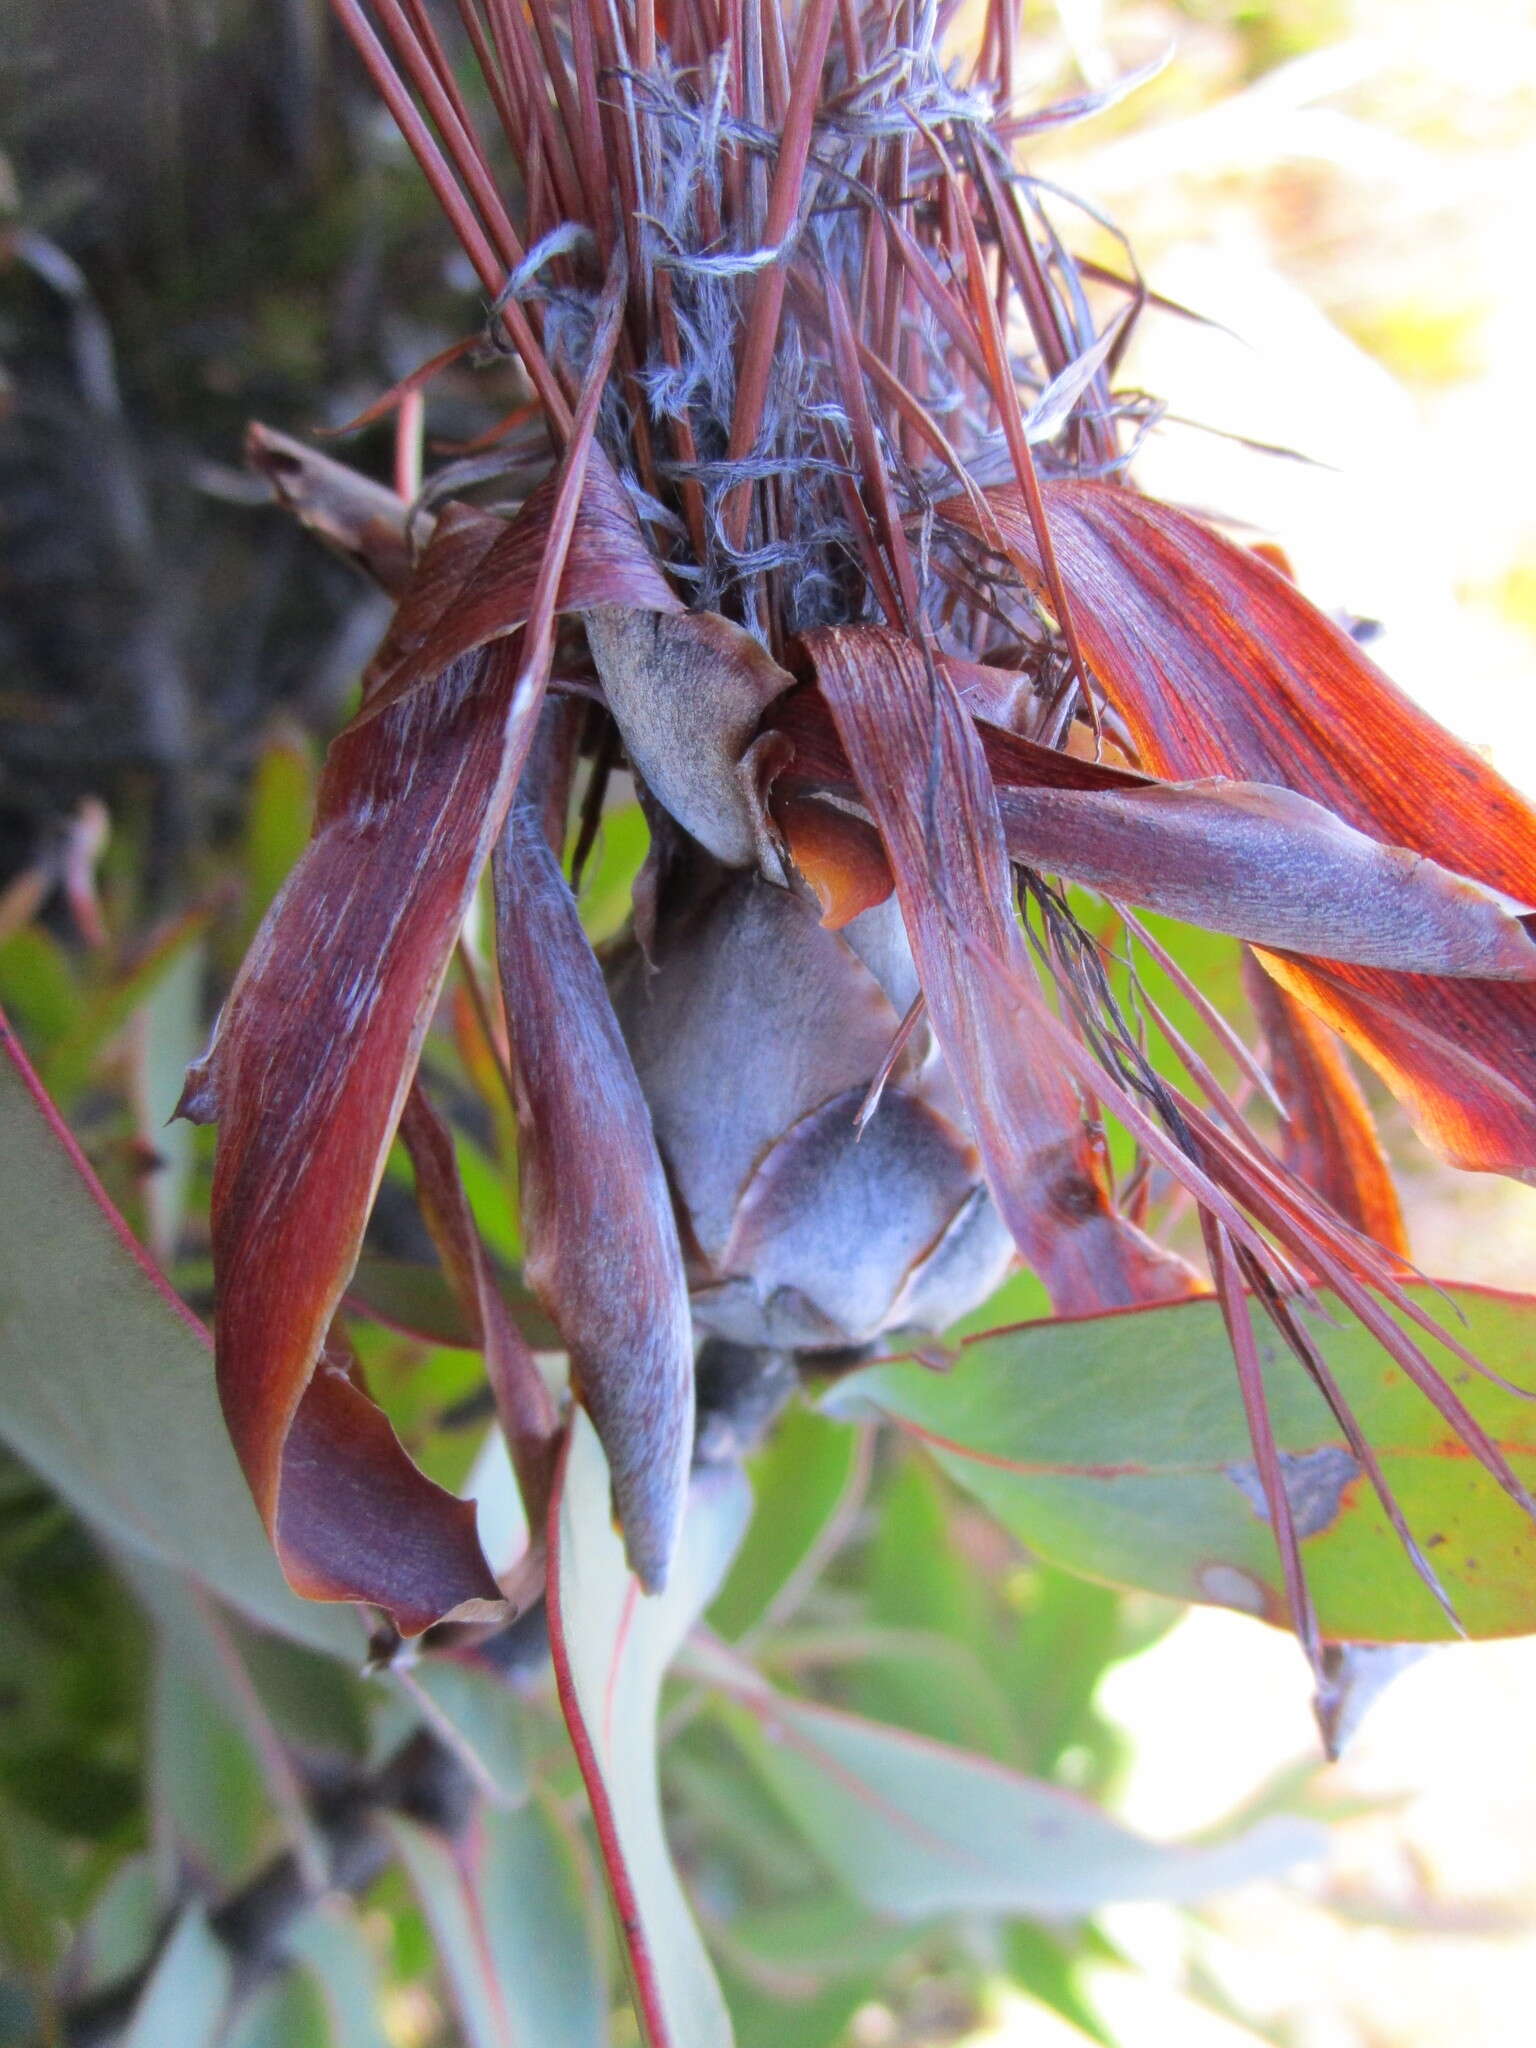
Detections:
[0, 817, 1321, 2043]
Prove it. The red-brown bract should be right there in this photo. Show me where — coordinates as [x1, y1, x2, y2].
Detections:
[201, 0, 1536, 1703]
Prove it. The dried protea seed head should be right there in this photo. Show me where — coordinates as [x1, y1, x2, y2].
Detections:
[210, 0, 1536, 1669]
[609, 863, 1013, 1353]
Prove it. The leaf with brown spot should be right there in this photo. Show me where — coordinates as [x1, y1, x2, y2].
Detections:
[830, 1283, 1536, 1644]
[804, 623, 1197, 1314]
[944, 480, 1536, 1180]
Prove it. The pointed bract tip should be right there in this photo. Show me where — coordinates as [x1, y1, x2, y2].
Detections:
[608, 1444, 688, 1595]
[628, 1542, 670, 1598]
[173, 1058, 219, 1126]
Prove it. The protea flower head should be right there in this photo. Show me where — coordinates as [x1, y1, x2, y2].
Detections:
[193, 0, 1536, 1694]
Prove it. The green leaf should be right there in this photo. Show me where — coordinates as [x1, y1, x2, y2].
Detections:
[1004, 1923, 1114, 2048]
[0, 928, 80, 1047]
[717, 1962, 878, 2048]
[222, 1970, 332, 2048]
[0, 1791, 82, 1978]
[0, 1492, 147, 1840]
[149, 1654, 272, 1890]
[549, 1414, 750, 2048]
[376, 1659, 532, 1809]
[948, 1262, 1050, 1342]
[121, 1550, 368, 1762]
[710, 1405, 865, 1640]
[121, 1907, 230, 2048]
[455, 1130, 523, 1266]
[829, 1287, 1536, 1642]
[0, 1748, 138, 1841]
[662, 1725, 833, 1902]
[390, 1796, 609, 2048]
[0, 1012, 357, 1658]
[573, 802, 650, 945]
[346, 1255, 478, 1348]
[231, 1622, 370, 1758]
[124, 1555, 363, 1895]
[288, 1901, 395, 2048]
[241, 724, 318, 948]
[70, 1857, 161, 1996]
[713, 1664, 1321, 1918]
[849, 1451, 1023, 1761]
[134, 929, 206, 1260]
[345, 1253, 558, 1352]
[726, 1894, 914, 1986]
[41, 904, 212, 1111]
[993, 1564, 1126, 1783]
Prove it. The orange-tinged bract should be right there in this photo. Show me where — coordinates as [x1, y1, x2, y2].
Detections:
[204, 0, 1536, 1713]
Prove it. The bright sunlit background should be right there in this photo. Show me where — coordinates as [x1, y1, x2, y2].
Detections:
[947, 5, 1536, 2042]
